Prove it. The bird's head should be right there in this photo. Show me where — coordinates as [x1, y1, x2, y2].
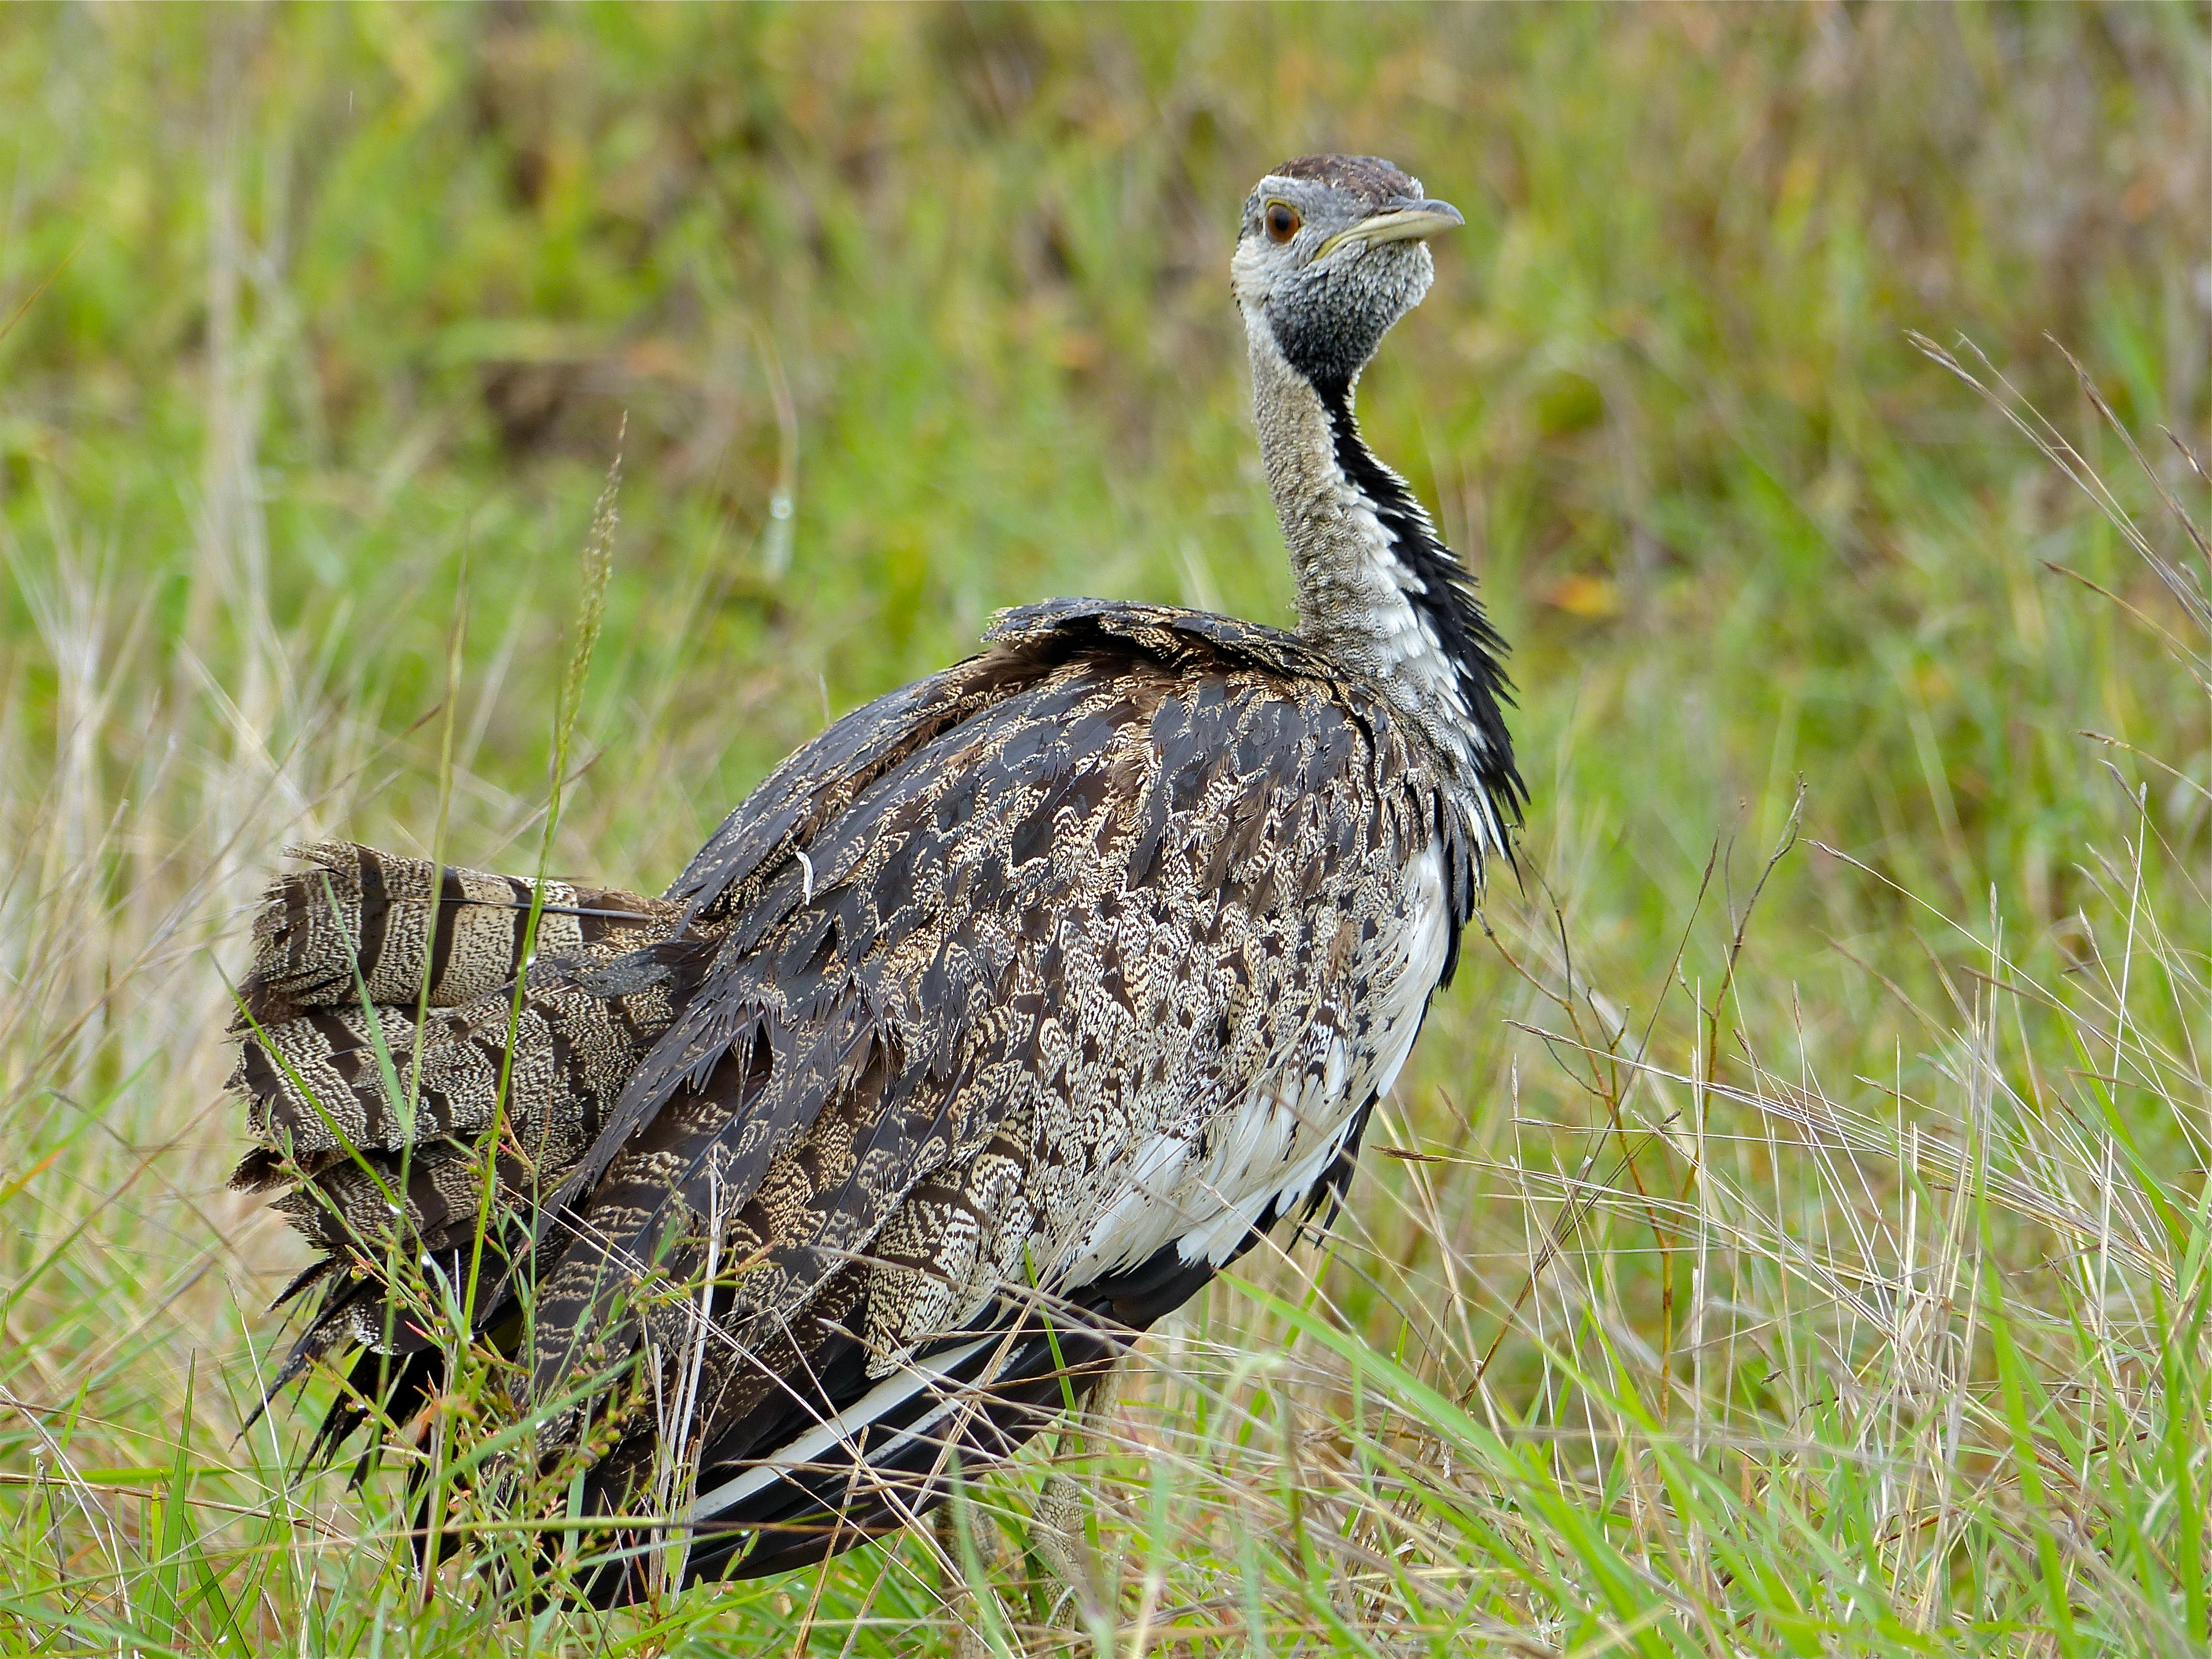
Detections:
[1231, 154, 1464, 394]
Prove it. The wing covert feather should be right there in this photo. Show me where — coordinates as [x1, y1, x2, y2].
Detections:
[528, 603, 1474, 1443]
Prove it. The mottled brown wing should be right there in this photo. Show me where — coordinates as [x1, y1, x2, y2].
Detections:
[525, 603, 1463, 1462]
[561, 599, 1428, 1210]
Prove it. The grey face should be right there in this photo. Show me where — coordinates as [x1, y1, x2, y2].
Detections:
[1230, 154, 1464, 392]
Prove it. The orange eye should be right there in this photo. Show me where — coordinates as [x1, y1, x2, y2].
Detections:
[1265, 202, 1301, 243]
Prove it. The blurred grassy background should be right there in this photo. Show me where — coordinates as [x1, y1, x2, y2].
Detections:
[2, 4, 2208, 1653]
[4, 3, 2205, 913]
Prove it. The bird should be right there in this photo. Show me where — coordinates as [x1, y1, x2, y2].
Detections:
[228, 153, 1524, 1605]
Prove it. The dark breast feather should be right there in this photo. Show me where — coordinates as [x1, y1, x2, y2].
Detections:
[515, 600, 1482, 1582]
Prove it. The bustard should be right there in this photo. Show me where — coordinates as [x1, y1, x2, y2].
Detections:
[231, 154, 1523, 1601]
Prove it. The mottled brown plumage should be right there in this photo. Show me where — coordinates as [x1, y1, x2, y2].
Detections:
[230, 155, 1524, 1601]
[229, 842, 687, 1360]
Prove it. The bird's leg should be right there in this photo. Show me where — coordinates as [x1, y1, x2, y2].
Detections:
[937, 1477, 1015, 1659]
[1025, 1399, 1112, 1634]
[1027, 1465, 1086, 1605]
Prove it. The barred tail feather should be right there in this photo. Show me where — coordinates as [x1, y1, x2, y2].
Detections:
[232, 977, 663, 1180]
[234, 840, 669, 1027]
[228, 842, 701, 1388]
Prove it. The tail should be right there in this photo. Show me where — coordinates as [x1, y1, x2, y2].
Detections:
[233, 839, 670, 1025]
[228, 842, 700, 1434]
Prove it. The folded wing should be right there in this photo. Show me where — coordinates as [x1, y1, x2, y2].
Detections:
[529, 602, 1472, 1598]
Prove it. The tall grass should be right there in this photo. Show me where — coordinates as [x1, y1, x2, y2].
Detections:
[2, 6, 2206, 1653]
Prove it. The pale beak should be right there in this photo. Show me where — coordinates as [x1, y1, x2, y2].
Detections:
[1314, 197, 1465, 262]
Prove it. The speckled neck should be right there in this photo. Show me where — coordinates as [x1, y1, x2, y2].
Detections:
[1243, 310, 1521, 857]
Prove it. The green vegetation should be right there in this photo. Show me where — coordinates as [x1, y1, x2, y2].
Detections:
[2, 4, 2207, 1652]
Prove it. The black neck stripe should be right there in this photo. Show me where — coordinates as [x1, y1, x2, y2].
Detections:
[1313, 379, 1526, 825]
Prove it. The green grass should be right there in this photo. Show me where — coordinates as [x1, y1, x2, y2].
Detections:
[2, 3, 2208, 1652]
